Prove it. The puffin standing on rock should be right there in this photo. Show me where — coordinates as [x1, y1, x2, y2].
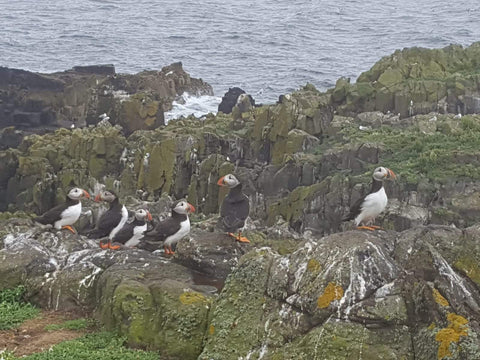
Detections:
[143, 200, 195, 255]
[34, 187, 90, 233]
[217, 173, 250, 243]
[342, 166, 396, 230]
[110, 209, 153, 249]
[85, 190, 128, 250]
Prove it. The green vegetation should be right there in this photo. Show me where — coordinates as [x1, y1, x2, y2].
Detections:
[0, 350, 17, 360]
[17, 332, 159, 360]
[45, 318, 94, 332]
[335, 115, 480, 184]
[0, 286, 39, 330]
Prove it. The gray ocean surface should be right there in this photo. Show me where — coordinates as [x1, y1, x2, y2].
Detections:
[1, 0, 479, 105]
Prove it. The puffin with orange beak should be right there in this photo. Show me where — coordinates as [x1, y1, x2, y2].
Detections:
[108, 208, 153, 248]
[217, 173, 250, 243]
[143, 200, 195, 255]
[34, 187, 90, 233]
[86, 190, 128, 250]
[342, 166, 396, 231]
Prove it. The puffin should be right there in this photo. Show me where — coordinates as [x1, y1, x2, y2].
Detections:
[217, 173, 250, 243]
[109, 209, 153, 248]
[143, 200, 195, 255]
[34, 187, 90, 233]
[85, 190, 128, 250]
[342, 166, 396, 230]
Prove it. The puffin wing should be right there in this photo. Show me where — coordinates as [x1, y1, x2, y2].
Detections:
[34, 202, 70, 225]
[342, 194, 366, 222]
[86, 209, 122, 239]
[112, 222, 135, 244]
[144, 217, 181, 242]
[221, 195, 249, 231]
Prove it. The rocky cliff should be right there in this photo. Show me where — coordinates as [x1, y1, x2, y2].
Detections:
[1, 42, 480, 359]
[0, 62, 213, 138]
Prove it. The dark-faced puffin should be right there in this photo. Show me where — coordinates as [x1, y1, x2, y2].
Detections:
[110, 209, 153, 248]
[85, 190, 128, 250]
[143, 200, 195, 255]
[217, 173, 250, 243]
[342, 166, 396, 230]
[34, 187, 90, 233]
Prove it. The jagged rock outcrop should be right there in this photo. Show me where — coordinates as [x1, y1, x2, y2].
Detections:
[2, 213, 480, 359]
[218, 87, 255, 114]
[332, 42, 480, 117]
[0, 62, 213, 139]
[3, 44, 480, 234]
[200, 225, 480, 360]
[0, 216, 216, 359]
[3, 106, 480, 234]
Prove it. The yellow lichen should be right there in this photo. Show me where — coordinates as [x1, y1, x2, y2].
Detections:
[435, 313, 469, 359]
[428, 322, 436, 331]
[454, 257, 480, 286]
[179, 291, 207, 305]
[307, 259, 321, 273]
[209, 324, 215, 335]
[433, 288, 450, 307]
[317, 282, 344, 309]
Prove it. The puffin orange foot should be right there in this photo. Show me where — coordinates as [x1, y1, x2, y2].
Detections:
[357, 226, 376, 231]
[99, 241, 110, 249]
[109, 243, 121, 250]
[237, 235, 250, 243]
[164, 246, 172, 255]
[62, 225, 76, 234]
[369, 225, 383, 230]
[232, 232, 250, 243]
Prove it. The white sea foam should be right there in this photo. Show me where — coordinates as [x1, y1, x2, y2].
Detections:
[164, 93, 221, 123]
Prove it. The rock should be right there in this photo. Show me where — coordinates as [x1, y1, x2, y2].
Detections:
[218, 87, 254, 114]
[72, 64, 116, 75]
[175, 230, 251, 279]
[200, 226, 480, 359]
[0, 217, 215, 359]
[337, 42, 480, 117]
[0, 63, 212, 135]
[0, 127, 23, 150]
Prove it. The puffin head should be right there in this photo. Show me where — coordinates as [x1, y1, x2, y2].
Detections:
[94, 190, 117, 203]
[172, 200, 195, 215]
[372, 167, 396, 181]
[217, 173, 241, 188]
[67, 187, 91, 200]
[135, 209, 153, 221]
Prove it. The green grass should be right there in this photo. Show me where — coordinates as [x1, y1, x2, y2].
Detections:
[0, 286, 39, 330]
[44, 318, 94, 332]
[0, 350, 17, 360]
[332, 115, 480, 184]
[19, 332, 159, 360]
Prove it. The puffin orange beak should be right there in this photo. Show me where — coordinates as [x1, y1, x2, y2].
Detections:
[83, 190, 91, 199]
[146, 211, 153, 221]
[94, 194, 102, 202]
[187, 203, 195, 213]
[217, 176, 226, 187]
[387, 169, 396, 180]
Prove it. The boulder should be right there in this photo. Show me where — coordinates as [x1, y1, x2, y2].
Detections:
[175, 230, 251, 279]
[0, 217, 215, 359]
[200, 225, 480, 359]
[218, 87, 255, 114]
